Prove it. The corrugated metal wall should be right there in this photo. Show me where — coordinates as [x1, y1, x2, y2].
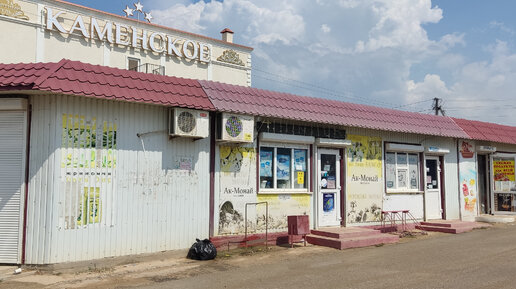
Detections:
[347, 127, 460, 220]
[25, 94, 210, 264]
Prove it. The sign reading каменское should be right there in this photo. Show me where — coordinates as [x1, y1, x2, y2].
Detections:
[45, 7, 211, 63]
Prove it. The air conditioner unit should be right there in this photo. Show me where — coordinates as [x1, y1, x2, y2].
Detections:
[217, 113, 254, 143]
[169, 108, 209, 139]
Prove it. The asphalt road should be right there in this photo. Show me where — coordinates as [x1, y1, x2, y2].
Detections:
[133, 224, 516, 289]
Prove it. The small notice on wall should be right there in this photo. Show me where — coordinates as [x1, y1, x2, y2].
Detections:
[323, 193, 335, 212]
[175, 157, 193, 171]
[297, 171, 304, 184]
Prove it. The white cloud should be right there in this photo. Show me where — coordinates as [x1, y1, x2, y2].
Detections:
[149, 0, 516, 125]
[438, 33, 466, 49]
[151, 1, 209, 33]
[489, 21, 515, 35]
[338, 0, 361, 9]
[406, 74, 450, 103]
[321, 24, 331, 34]
[358, 0, 443, 52]
[403, 41, 516, 124]
[151, 0, 305, 45]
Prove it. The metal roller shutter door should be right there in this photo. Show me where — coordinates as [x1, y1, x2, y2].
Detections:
[0, 110, 26, 264]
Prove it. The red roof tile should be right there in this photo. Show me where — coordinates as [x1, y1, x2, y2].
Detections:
[199, 80, 469, 139]
[0, 60, 214, 111]
[0, 62, 53, 90]
[453, 118, 516, 145]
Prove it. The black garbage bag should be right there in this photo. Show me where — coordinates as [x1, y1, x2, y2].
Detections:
[187, 238, 217, 260]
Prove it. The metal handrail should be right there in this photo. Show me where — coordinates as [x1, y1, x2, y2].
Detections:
[405, 210, 423, 230]
[381, 210, 423, 232]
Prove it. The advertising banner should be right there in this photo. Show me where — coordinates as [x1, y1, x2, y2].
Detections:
[459, 140, 478, 219]
[493, 158, 516, 192]
[218, 146, 256, 235]
[346, 135, 383, 224]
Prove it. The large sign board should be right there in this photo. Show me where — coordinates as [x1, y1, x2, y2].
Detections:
[45, 7, 211, 63]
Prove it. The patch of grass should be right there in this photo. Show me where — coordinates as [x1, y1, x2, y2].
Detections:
[149, 275, 179, 283]
[239, 246, 271, 256]
[87, 264, 114, 274]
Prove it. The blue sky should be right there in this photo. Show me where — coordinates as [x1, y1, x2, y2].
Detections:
[65, 0, 516, 125]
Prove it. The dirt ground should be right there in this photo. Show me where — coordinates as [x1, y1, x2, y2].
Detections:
[0, 225, 506, 289]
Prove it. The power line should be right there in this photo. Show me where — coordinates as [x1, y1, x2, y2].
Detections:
[252, 66, 398, 108]
[252, 66, 447, 114]
[446, 105, 516, 111]
[444, 98, 515, 103]
[393, 99, 433, 109]
[416, 108, 433, 113]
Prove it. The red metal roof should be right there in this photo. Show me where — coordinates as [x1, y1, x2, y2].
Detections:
[453, 118, 516, 145]
[0, 60, 214, 111]
[0, 62, 51, 90]
[6, 61, 516, 142]
[199, 80, 469, 139]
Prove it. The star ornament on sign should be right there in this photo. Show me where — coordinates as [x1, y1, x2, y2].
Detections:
[123, 1, 152, 23]
[144, 12, 153, 23]
[134, 1, 144, 12]
[123, 5, 134, 17]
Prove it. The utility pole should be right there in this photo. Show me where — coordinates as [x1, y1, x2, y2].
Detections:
[432, 97, 445, 116]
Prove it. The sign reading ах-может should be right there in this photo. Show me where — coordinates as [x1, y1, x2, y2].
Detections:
[45, 7, 211, 63]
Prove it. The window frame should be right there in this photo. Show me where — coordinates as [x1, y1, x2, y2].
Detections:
[127, 57, 140, 72]
[491, 155, 516, 213]
[258, 142, 311, 194]
[385, 151, 422, 193]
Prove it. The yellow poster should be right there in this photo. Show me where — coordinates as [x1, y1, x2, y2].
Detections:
[346, 135, 383, 224]
[494, 159, 515, 182]
[297, 171, 305, 184]
[77, 187, 101, 226]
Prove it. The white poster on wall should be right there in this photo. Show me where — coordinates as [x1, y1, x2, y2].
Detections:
[218, 146, 257, 235]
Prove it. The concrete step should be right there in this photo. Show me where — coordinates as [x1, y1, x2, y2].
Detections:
[306, 233, 399, 250]
[311, 227, 381, 239]
[476, 215, 515, 224]
[418, 221, 491, 234]
[420, 221, 477, 228]
[376, 226, 398, 233]
[416, 222, 490, 234]
[416, 225, 465, 234]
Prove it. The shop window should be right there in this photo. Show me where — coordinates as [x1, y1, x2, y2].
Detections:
[492, 157, 516, 212]
[385, 152, 420, 192]
[259, 146, 308, 191]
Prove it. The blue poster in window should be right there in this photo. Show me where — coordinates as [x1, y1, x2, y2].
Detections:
[323, 193, 335, 212]
[260, 151, 273, 177]
[277, 153, 291, 180]
[294, 149, 306, 171]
